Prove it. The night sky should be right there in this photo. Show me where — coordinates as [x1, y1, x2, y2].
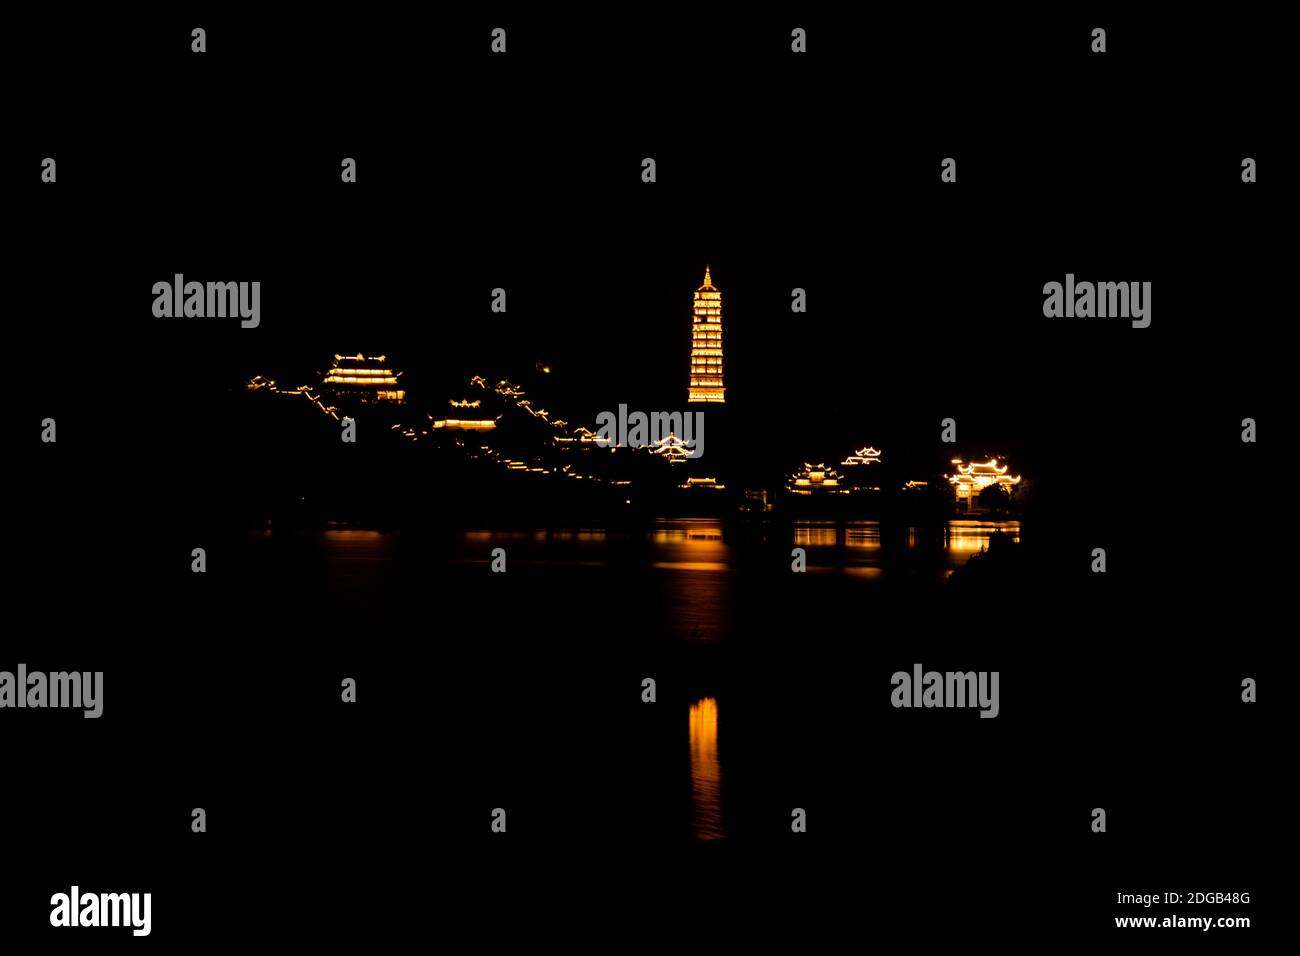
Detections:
[14, 13, 1280, 487]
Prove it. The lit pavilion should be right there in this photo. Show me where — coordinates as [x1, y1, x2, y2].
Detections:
[787, 463, 847, 495]
[841, 446, 882, 467]
[649, 432, 696, 464]
[946, 456, 1022, 511]
[321, 354, 405, 403]
[430, 395, 498, 431]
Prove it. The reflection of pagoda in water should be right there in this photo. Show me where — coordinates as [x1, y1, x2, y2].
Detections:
[946, 456, 1021, 512]
[322, 354, 405, 404]
[689, 697, 724, 841]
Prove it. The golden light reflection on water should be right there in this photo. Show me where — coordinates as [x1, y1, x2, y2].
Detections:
[652, 520, 731, 576]
[689, 697, 724, 841]
[317, 529, 396, 597]
[839, 566, 884, 579]
[652, 523, 724, 543]
[463, 530, 531, 542]
[944, 520, 1021, 553]
[545, 530, 609, 542]
[793, 524, 838, 547]
[651, 561, 729, 572]
[787, 519, 1020, 575]
[845, 521, 882, 550]
[790, 521, 883, 550]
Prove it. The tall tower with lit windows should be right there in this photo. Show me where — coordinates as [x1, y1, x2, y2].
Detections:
[688, 265, 725, 403]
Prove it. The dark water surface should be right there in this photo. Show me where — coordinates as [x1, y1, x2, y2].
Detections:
[232, 517, 1024, 843]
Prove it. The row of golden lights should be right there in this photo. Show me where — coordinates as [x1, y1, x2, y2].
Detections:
[252, 373, 595, 478]
[788, 451, 1020, 494]
[260, 359, 1020, 498]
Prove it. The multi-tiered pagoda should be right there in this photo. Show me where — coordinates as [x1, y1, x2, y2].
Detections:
[687, 266, 725, 404]
[321, 354, 406, 404]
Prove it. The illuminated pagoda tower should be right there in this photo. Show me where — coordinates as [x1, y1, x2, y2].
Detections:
[688, 265, 725, 404]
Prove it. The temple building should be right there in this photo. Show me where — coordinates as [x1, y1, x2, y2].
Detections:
[649, 432, 695, 463]
[946, 456, 1021, 511]
[840, 445, 884, 492]
[688, 266, 725, 404]
[321, 354, 405, 403]
[787, 463, 847, 494]
[841, 446, 882, 467]
[679, 476, 726, 490]
[430, 396, 498, 431]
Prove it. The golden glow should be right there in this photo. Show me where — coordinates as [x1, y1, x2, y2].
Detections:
[955, 459, 1011, 476]
[842, 566, 885, 580]
[787, 462, 846, 494]
[649, 433, 695, 462]
[689, 265, 725, 403]
[945, 520, 1022, 552]
[845, 521, 882, 549]
[431, 419, 496, 430]
[321, 354, 405, 403]
[842, 446, 882, 466]
[793, 525, 838, 546]
[945, 456, 1021, 507]
[648, 520, 728, 571]
[689, 697, 724, 841]
[651, 523, 723, 543]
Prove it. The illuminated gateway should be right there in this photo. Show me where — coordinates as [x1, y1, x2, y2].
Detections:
[322, 354, 406, 404]
[688, 266, 725, 404]
[946, 456, 1021, 511]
